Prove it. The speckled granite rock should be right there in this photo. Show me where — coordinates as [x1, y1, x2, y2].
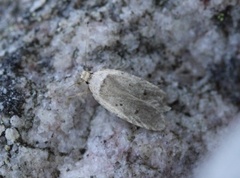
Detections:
[0, 0, 240, 177]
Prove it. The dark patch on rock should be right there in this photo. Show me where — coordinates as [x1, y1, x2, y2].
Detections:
[210, 58, 240, 105]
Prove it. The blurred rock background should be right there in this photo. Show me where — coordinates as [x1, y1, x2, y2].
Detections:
[0, 0, 240, 177]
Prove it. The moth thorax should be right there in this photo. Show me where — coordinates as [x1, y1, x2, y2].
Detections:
[80, 71, 91, 83]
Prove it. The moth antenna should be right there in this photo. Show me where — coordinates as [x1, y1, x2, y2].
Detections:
[85, 21, 89, 65]
[61, 75, 86, 94]
[107, 22, 111, 69]
[82, 21, 95, 73]
[67, 90, 90, 99]
[65, 82, 79, 90]
[59, 77, 90, 100]
[66, 83, 76, 90]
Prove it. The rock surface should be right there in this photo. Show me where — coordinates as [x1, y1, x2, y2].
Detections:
[0, 0, 240, 177]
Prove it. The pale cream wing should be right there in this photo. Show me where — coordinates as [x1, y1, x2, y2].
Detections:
[95, 73, 169, 131]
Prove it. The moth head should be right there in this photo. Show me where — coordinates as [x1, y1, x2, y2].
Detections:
[80, 71, 91, 84]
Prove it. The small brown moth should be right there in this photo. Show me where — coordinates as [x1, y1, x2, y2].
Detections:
[81, 69, 171, 131]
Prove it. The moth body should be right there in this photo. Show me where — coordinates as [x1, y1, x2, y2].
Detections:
[81, 69, 170, 131]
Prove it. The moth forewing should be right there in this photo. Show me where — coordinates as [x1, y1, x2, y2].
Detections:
[85, 69, 170, 131]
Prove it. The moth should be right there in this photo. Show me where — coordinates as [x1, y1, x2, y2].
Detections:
[81, 69, 171, 131]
